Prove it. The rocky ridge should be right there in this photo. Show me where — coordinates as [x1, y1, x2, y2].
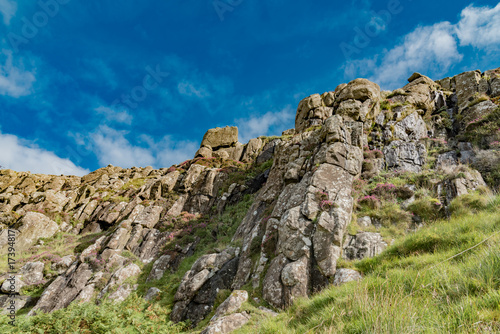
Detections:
[1, 67, 499, 332]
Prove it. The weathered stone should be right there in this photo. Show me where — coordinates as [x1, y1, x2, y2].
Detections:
[343, 232, 387, 260]
[201, 127, 238, 149]
[336, 78, 381, 103]
[182, 164, 206, 191]
[213, 150, 230, 160]
[51, 255, 76, 274]
[0, 295, 33, 315]
[98, 264, 141, 300]
[201, 312, 251, 334]
[256, 139, 280, 164]
[161, 171, 181, 193]
[314, 143, 363, 176]
[178, 257, 240, 326]
[147, 254, 172, 282]
[211, 290, 248, 322]
[196, 146, 213, 159]
[357, 216, 372, 228]
[390, 112, 427, 142]
[12, 212, 59, 251]
[383, 141, 427, 172]
[262, 254, 289, 309]
[19, 261, 45, 285]
[133, 205, 163, 228]
[281, 256, 309, 306]
[144, 287, 162, 301]
[106, 228, 131, 251]
[73, 284, 95, 304]
[455, 70, 482, 111]
[322, 91, 335, 107]
[241, 138, 263, 162]
[1, 275, 26, 293]
[439, 167, 487, 206]
[333, 268, 362, 286]
[107, 284, 138, 303]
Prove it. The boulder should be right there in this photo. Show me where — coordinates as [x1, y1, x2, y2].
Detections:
[336, 78, 381, 103]
[333, 268, 362, 286]
[211, 290, 248, 322]
[201, 312, 251, 334]
[201, 127, 238, 149]
[343, 232, 387, 260]
[1, 275, 26, 294]
[133, 205, 163, 229]
[144, 287, 162, 301]
[51, 255, 76, 274]
[196, 146, 213, 159]
[107, 284, 138, 303]
[439, 167, 487, 206]
[0, 295, 33, 315]
[19, 261, 45, 285]
[147, 254, 172, 282]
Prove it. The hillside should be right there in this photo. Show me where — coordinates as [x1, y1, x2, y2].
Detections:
[1, 67, 499, 333]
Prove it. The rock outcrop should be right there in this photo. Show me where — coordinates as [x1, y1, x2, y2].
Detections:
[0, 66, 498, 332]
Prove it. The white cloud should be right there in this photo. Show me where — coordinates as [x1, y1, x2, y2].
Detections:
[342, 3, 500, 89]
[236, 106, 295, 143]
[95, 106, 133, 124]
[0, 0, 16, 25]
[0, 50, 36, 97]
[0, 131, 90, 176]
[456, 3, 500, 50]
[370, 22, 461, 89]
[177, 80, 211, 99]
[90, 125, 197, 168]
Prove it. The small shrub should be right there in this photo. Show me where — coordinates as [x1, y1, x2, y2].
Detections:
[358, 195, 381, 210]
[315, 190, 329, 202]
[407, 197, 443, 222]
[371, 183, 397, 201]
[362, 161, 374, 172]
[262, 228, 278, 256]
[467, 93, 489, 108]
[395, 186, 414, 200]
[319, 200, 335, 211]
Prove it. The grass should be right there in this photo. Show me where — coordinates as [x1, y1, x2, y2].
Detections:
[236, 194, 500, 334]
[121, 178, 147, 190]
[467, 93, 490, 108]
[0, 232, 82, 279]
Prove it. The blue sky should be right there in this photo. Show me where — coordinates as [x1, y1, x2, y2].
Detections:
[0, 0, 498, 176]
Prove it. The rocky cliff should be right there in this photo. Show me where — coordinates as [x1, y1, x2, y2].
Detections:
[1, 67, 499, 332]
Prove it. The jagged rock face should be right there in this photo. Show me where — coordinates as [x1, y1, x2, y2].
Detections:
[1, 67, 498, 330]
[171, 248, 240, 325]
[295, 78, 382, 134]
[225, 113, 363, 309]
